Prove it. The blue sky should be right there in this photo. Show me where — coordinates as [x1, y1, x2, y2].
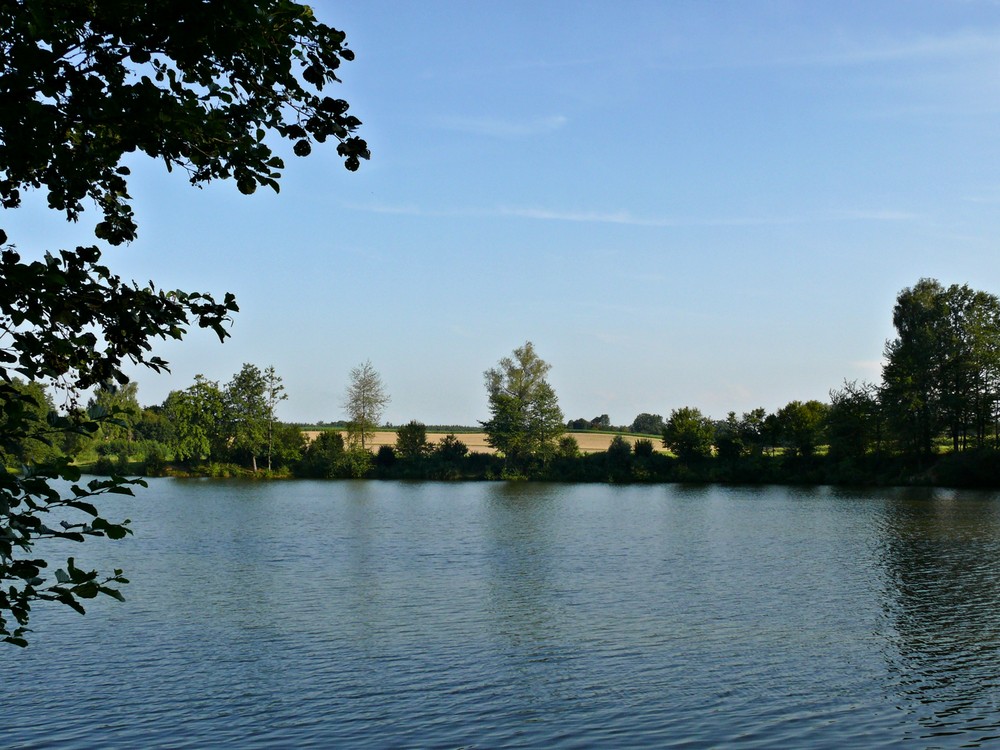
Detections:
[10, 1, 1000, 425]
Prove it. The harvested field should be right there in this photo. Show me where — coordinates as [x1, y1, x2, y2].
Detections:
[302, 431, 663, 454]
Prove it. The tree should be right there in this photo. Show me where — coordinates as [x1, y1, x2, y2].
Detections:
[395, 420, 430, 459]
[936, 285, 1000, 450]
[827, 381, 883, 460]
[88, 381, 142, 450]
[435, 433, 469, 462]
[882, 280, 1000, 455]
[590, 414, 612, 430]
[0, 1, 365, 645]
[481, 342, 565, 470]
[631, 413, 665, 435]
[0, 379, 59, 467]
[263, 365, 287, 471]
[774, 400, 829, 458]
[296, 430, 346, 478]
[662, 407, 714, 462]
[606, 434, 633, 468]
[269, 423, 305, 470]
[714, 412, 745, 461]
[343, 360, 389, 450]
[163, 375, 226, 464]
[556, 435, 580, 458]
[738, 407, 769, 457]
[633, 438, 655, 457]
[224, 364, 269, 471]
[882, 279, 950, 456]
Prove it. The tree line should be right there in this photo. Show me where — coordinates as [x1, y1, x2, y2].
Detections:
[6, 277, 1000, 487]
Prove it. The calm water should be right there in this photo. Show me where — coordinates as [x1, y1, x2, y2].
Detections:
[4, 480, 1000, 748]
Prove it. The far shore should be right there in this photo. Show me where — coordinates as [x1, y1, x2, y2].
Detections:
[302, 430, 664, 455]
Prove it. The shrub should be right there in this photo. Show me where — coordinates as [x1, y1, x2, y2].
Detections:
[633, 438, 655, 457]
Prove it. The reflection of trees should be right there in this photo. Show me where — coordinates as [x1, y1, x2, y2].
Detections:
[876, 488, 1000, 737]
[481, 482, 595, 712]
[482, 483, 562, 649]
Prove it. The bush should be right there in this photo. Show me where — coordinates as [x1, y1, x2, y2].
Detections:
[436, 434, 469, 462]
[395, 421, 430, 459]
[557, 435, 580, 458]
[375, 444, 396, 468]
[93, 456, 117, 475]
[141, 440, 170, 476]
[339, 447, 373, 478]
[633, 438, 655, 457]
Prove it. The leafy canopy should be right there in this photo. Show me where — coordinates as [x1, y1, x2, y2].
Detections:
[481, 341, 564, 468]
[0, 0, 369, 244]
[0, 0, 365, 646]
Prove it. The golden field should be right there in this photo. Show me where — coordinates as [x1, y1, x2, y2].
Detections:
[302, 431, 662, 454]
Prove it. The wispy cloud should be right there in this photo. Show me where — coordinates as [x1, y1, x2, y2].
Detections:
[499, 206, 920, 227]
[498, 206, 663, 226]
[816, 29, 1000, 67]
[962, 189, 1000, 204]
[345, 202, 920, 227]
[433, 114, 568, 138]
[658, 28, 1000, 73]
[496, 206, 803, 228]
[345, 202, 424, 216]
[834, 209, 919, 221]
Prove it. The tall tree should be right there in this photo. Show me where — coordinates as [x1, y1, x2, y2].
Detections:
[88, 382, 142, 444]
[882, 279, 1000, 455]
[225, 364, 269, 471]
[882, 279, 949, 456]
[481, 341, 565, 470]
[738, 407, 769, 457]
[938, 285, 1000, 450]
[0, 379, 59, 467]
[163, 376, 226, 464]
[714, 412, 745, 461]
[263, 365, 287, 471]
[0, 1, 365, 645]
[827, 381, 883, 460]
[343, 361, 390, 450]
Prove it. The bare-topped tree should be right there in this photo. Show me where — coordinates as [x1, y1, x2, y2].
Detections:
[344, 361, 390, 451]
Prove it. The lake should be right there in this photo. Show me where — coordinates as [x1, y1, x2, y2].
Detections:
[4, 479, 1000, 748]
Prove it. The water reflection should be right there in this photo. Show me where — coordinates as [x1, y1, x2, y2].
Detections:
[876, 488, 1000, 742]
[482, 483, 562, 653]
[11, 480, 1000, 748]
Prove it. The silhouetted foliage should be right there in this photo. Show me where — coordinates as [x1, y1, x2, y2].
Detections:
[0, 0, 366, 645]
